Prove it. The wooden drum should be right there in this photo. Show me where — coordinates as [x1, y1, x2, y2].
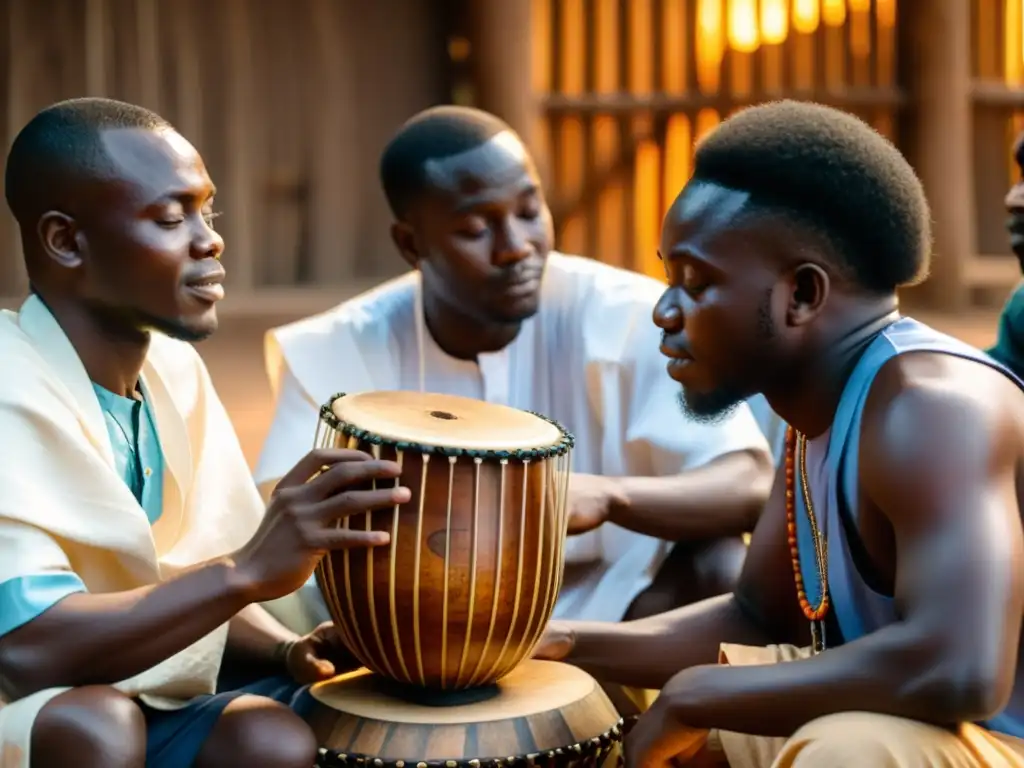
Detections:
[313, 391, 575, 692]
[308, 660, 627, 768]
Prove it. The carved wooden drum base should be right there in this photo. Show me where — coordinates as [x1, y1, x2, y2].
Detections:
[309, 660, 626, 768]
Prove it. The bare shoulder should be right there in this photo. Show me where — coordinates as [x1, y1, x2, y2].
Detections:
[860, 351, 1024, 520]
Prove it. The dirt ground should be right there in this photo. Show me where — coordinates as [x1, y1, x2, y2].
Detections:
[198, 308, 1005, 471]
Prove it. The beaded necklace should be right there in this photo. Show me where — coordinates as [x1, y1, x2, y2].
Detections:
[784, 426, 829, 654]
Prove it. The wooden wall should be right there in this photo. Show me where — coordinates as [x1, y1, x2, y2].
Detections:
[0, 0, 451, 299]
[531, 0, 901, 282]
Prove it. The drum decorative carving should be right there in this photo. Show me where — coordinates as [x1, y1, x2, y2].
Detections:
[313, 391, 574, 692]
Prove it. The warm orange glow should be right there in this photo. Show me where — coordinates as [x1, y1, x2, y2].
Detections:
[822, 0, 847, 26]
[557, 117, 585, 202]
[558, 0, 585, 95]
[876, 0, 897, 87]
[662, 0, 688, 94]
[760, 0, 789, 44]
[695, 109, 721, 146]
[629, 0, 654, 94]
[877, 0, 897, 27]
[634, 140, 662, 279]
[593, 115, 624, 267]
[1007, 0, 1023, 85]
[792, 0, 820, 34]
[728, 0, 761, 52]
[849, 0, 871, 59]
[663, 115, 692, 216]
[1020, 0, 1024, 74]
[530, 0, 550, 93]
[696, 0, 725, 92]
[560, 215, 587, 256]
[594, 0, 618, 93]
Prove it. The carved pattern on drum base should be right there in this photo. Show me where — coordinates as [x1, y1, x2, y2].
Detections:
[314, 718, 631, 768]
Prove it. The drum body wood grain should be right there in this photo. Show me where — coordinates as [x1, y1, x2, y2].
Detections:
[314, 391, 574, 691]
[309, 660, 625, 768]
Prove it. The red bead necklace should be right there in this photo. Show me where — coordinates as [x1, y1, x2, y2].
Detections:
[784, 425, 829, 653]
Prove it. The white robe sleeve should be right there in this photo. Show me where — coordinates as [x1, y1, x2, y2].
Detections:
[253, 363, 322, 500]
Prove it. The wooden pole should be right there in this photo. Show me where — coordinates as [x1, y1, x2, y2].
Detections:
[899, 0, 974, 311]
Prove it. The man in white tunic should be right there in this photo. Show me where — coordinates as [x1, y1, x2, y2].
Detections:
[0, 97, 405, 768]
[254, 106, 773, 634]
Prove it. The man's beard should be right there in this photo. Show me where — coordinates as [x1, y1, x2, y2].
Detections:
[85, 301, 215, 344]
[674, 289, 776, 424]
[676, 387, 743, 424]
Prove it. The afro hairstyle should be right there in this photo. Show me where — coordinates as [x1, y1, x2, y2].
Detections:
[690, 100, 932, 294]
[379, 105, 516, 219]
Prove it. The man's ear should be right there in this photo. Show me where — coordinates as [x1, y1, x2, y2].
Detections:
[785, 263, 830, 327]
[37, 211, 83, 269]
[390, 221, 421, 269]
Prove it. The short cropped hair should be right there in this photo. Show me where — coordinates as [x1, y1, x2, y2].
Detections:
[380, 105, 513, 218]
[4, 97, 170, 225]
[691, 100, 932, 294]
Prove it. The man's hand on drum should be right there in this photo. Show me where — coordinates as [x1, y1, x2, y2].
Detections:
[531, 620, 575, 662]
[565, 473, 627, 535]
[623, 669, 716, 768]
[284, 621, 362, 684]
[232, 448, 411, 602]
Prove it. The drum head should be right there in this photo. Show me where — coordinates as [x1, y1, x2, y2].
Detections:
[331, 391, 563, 452]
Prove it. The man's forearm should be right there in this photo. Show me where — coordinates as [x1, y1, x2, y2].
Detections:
[566, 594, 772, 690]
[663, 620, 1002, 737]
[610, 450, 773, 541]
[0, 557, 254, 697]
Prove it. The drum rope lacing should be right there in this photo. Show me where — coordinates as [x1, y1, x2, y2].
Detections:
[320, 392, 576, 461]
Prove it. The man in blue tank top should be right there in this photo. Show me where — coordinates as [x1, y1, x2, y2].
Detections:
[534, 100, 1024, 766]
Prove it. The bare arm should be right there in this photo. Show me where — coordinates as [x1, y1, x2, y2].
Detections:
[654, 360, 1024, 736]
[610, 449, 773, 540]
[0, 557, 253, 697]
[542, 458, 805, 689]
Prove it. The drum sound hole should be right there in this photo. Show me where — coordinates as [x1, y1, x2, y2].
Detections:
[429, 410, 458, 421]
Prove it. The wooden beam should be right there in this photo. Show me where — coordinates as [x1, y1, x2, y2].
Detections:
[541, 87, 906, 113]
[899, 0, 973, 311]
[468, 0, 543, 165]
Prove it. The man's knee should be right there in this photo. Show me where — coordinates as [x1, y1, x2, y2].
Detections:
[777, 711, 970, 767]
[196, 694, 316, 768]
[31, 686, 145, 768]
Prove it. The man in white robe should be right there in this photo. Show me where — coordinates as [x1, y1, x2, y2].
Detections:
[0, 98, 403, 768]
[254, 106, 774, 637]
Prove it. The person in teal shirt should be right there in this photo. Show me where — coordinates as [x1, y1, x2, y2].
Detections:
[989, 131, 1024, 376]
